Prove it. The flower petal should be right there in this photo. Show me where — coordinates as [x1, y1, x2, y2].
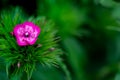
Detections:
[13, 24, 24, 37]
[27, 37, 37, 45]
[17, 37, 28, 46]
[23, 21, 35, 28]
[34, 26, 41, 37]
[25, 25, 33, 32]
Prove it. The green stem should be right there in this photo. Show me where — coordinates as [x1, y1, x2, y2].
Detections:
[59, 61, 71, 80]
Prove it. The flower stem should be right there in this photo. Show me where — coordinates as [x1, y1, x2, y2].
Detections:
[59, 61, 71, 80]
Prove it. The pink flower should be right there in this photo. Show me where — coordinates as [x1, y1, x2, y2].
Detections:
[13, 21, 40, 46]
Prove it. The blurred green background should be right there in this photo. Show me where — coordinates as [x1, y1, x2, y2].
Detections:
[0, 0, 120, 80]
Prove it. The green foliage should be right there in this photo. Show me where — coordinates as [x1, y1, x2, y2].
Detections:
[37, 0, 120, 80]
[0, 7, 62, 80]
[37, 0, 86, 37]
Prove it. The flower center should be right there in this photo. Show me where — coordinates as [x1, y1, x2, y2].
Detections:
[24, 32, 29, 37]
